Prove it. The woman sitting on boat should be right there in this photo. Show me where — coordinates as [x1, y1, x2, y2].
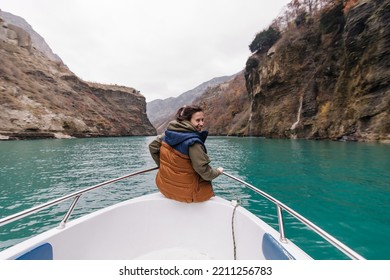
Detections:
[149, 105, 224, 203]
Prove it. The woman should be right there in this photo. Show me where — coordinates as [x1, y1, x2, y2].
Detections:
[149, 105, 224, 203]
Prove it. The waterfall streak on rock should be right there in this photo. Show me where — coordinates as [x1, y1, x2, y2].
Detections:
[291, 96, 303, 130]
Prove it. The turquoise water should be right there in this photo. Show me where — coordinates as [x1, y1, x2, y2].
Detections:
[0, 137, 389, 259]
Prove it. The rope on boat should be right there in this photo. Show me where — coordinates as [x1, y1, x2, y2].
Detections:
[215, 182, 241, 260]
[231, 200, 239, 260]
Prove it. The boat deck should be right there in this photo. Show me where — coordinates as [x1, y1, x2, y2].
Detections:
[135, 247, 213, 260]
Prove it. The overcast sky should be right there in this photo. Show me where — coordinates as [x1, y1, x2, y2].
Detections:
[1, 0, 291, 102]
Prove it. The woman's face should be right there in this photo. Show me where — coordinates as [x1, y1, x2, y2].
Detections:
[190, 111, 205, 131]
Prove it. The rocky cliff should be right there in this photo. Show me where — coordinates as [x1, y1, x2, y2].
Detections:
[0, 11, 155, 140]
[244, 0, 389, 142]
[0, 10, 62, 63]
[194, 72, 250, 136]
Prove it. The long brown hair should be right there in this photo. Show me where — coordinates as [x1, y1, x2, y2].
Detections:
[175, 105, 203, 122]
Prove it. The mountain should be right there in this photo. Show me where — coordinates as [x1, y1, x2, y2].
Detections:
[244, 0, 389, 142]
[0, 10, 62, 63]
[0, 11, 155, 140]
[193, 71, 250, 135]
[192, 0, 389, 143]
[147, 75, 235, 134]
[3, 0, 388, 143]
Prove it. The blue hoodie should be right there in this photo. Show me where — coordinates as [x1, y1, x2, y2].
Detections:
[163, 130, 208, 156]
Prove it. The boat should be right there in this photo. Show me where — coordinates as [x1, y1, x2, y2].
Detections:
[0, 167, 365, 260]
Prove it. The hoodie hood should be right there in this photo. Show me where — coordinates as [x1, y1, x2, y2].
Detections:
[167, 120, 197, 133]
[163, 120, 208, 155]
[165, 120, 208, 145]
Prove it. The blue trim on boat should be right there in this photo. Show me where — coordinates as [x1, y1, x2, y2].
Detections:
[16, 243, 53, 260]
[262, 233, 295, 260]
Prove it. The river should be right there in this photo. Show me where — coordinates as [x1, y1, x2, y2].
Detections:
[0, 136, 389, 259]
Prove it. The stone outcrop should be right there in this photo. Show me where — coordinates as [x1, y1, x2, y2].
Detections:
[0, 12, 155, 140]
[0, 10, 61, 62]
[194, 72, 250, 136]
[244, 0, 389, 143]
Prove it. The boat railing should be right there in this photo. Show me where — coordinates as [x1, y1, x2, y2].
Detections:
[0, 167, 159, 229]
[222, 171, 365, 260]
[0, 167, 364, 260]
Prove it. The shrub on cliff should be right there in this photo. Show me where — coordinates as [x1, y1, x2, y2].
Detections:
[249, 26, 281, 54]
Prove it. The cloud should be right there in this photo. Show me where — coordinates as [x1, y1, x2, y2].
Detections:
[1, 0, 291, 101]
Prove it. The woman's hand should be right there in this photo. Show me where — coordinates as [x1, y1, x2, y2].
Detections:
[217, 167, 224, 174]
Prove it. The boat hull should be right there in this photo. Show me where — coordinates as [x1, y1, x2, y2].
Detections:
[0, 193, 312, 260]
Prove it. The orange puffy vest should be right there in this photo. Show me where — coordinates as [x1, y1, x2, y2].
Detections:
[156, 141, 214, 202]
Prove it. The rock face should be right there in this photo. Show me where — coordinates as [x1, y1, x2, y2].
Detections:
[244, 0, 389, 142]
[0, 11, 155, 140]
[194, 72, 250, 136]
[0, 10, 62, 63]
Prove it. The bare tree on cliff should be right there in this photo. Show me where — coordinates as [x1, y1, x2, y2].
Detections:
[270, 0, 347, 31]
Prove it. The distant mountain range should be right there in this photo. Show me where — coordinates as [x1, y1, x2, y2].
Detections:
[146, 74, 236, 133]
